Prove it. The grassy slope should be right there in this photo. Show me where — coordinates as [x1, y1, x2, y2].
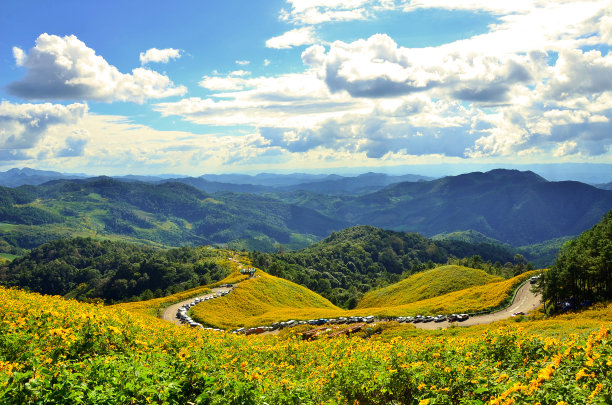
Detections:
[187, 266, 538, 329]
[1, 285, 610, 404]
[357, 265, 503, 309]
[191, 271, 343, 329]
[356, 270, 539, 317]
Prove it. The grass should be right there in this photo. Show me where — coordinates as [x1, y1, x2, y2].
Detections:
[191, 271, 343, 329]
[357, 265, 504, 308]
[186, 265, 540, 329]
[1, 285, 610, 404]
[348, 270, 540, 318]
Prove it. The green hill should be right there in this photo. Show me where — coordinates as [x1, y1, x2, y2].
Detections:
[356, 265, 503, 308]
[0, 177, 348, 252]
[250, 225, 517, 308]
[0, 237, 232, 303]
[190, 270, 343, 329]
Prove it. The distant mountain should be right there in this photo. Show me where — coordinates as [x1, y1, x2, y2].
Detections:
[0, 167, 86, 187]
[275, 169, 612, 246]
[277, 172, 433, 195]
[163, 177, 275, 194]
[167, 172, 433, 195]
[200, 173, 336, 187]
[0, 177, 348, 252]
[594, 181, 612, 190]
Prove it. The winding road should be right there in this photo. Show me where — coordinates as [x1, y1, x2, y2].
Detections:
[160, 280, 541, 333]
[414, 282, 541, 330]
[161, 286, 234, 326]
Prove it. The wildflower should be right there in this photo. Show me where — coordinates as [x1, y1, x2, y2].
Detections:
[575, 368, 588, 381]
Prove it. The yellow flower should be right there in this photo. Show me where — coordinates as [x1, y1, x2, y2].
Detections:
[418, 399, 430, 405]
[575, 368, 588, 381]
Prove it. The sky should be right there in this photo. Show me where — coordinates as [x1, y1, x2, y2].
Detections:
[1, 0, 612, 176]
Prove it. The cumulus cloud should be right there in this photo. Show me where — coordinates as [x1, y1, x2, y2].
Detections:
[303, 34, 541, 101]
[0, 101, 87, 150]
[56, 135, 88, 157]
[155, 0, 612, 165]
[139, 48, 182, 64]
[266, 27, 317, 49]
[235, 60, 250, 65]
[8, 34, 186, 103]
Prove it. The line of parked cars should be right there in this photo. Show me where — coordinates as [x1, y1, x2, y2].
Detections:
[175, 288, 232, 328]
[231, 313, 473, 335]
[396, 314, 470, 323]
[232, 316, 377, 335]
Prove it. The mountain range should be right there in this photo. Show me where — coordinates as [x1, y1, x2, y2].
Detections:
[0, 169, 610, 259]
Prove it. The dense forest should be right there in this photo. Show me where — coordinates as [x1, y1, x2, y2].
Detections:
[0, 238, 231, 303]
[542, 210, 612, 311]
[250, 225, 526, 308]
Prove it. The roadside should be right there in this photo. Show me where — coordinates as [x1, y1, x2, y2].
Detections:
[161, 286, 234, 326]
[414, 282, 541, 330]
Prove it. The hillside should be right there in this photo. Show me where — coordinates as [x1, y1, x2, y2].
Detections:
[0, 177, 348, 252]
[0, 238, 233, 303]
[190, 271, 343, 329]
[250, 225, 518, 308]
[355, 271, 539, 317]
[356, 265, 503, 308]
[274, 169, 612, 246]
[2, 284, 610, 403]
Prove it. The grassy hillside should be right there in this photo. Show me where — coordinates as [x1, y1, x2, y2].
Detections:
[358, 270, 539, 317]
[1, 283, 610, 404]
[190, 271, 343, 329]
[356, 265, 503, 308]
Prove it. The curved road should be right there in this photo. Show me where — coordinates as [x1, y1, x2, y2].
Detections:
[161, 281, 540, 332]
[161, 286, 233, 326]
[415, 282, 541, 330]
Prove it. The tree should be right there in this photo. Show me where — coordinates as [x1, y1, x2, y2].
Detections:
[542, 210, 612, 311]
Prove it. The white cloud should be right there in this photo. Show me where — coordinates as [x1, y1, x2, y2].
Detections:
[159, 71, 364, 128]
[8, 34, 186, 103]
[264, 59, 271, 66]
[139, 47, 182, 64]
[235, 60, 250, 65]
[554, 140, 579, 157]
[266, 27, 317, 49]
[0, 101, 87, 151]
[303, 34, 541, 101]
[279, 0, 374, 24]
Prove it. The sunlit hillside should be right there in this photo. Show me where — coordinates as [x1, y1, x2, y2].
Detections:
[356, 270, 540, 317]
[1, 285, 610, 404]
[190, 271, 344, 329]
[357, 265, 503, 308]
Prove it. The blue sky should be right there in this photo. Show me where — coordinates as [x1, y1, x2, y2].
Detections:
[1, 0, 611, 175]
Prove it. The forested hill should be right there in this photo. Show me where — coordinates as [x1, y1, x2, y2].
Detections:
[273, 169, 612, 246]
[250, 225, 521, 308]
[0, 177, 348, 252]
[0, 238, 232, 303]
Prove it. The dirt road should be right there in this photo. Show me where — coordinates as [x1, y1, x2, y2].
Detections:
[415, 282, 541, 330]
[161, 286, 233, 326]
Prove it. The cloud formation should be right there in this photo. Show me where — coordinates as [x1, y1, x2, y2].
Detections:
[139, 48, 182, 64]
[8, 34, 186, 103]
[0, 101, 87, 150]
[266, 27, 317, 49]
